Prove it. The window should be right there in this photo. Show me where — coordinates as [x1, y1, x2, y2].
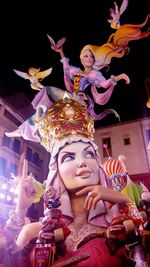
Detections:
[13, 139, 21, 155]
[26, 147, 32, 161]
[39, 159, 43, 168]
[2, 135, 11, 148]
[4, 110, 21, 126]
[102, 137, 112, 158]
[10, 163, 17, 176]
[146, 129, 150, 144]
[123, 137, 130, 145]
[0, 157, 6, 176]
[32, 152, 40, 166]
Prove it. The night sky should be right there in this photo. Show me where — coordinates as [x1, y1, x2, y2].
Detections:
[0, 0, 150, 127]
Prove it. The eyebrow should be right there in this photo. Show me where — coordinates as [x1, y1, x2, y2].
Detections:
[59, 145, 93, 155]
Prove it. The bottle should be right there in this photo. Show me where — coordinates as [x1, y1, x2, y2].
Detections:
[32, 239, 55, 267]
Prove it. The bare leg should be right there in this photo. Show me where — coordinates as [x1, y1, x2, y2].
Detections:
[5, 128, 21, 138]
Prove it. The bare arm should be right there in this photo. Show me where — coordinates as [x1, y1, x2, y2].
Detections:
[114, 73, 130, 84]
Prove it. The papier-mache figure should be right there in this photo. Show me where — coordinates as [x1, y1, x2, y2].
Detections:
[2, 7, 150, 267]
[13, 67, 53, 91]
[47, 34, 129, 121]
[5, 12, 150, 140]
[107, 0, 129, 29]
[5, 11, 150, 141]
[102, 152, 150, 267]
[33, 186, 71, 267]
[2, 94, 149, 267]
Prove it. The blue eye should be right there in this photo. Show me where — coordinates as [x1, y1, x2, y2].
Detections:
[62, 154, 75, 162]
[85, 151, 95, 159]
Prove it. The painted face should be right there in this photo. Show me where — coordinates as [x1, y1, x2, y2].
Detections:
[80, 49, 95, 68]
[57, 142, 99, 192]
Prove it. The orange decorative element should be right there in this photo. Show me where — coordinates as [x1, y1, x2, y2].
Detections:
[102, 159, 126, 177]
[36, 97, 94, 152]
[73, 75, 81, 93]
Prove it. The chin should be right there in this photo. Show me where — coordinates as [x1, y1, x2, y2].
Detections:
[78, 179, 99, 188]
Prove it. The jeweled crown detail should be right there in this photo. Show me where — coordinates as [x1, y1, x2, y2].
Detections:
[36, 97, 95, 152]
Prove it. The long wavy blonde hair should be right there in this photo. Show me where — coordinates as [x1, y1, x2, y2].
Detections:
[80, 14, 150, 70]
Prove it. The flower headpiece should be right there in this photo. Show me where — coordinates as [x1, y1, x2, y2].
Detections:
[36, 96, 95, 153]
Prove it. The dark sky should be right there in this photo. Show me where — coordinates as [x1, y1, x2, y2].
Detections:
[0, 0, 150, 127]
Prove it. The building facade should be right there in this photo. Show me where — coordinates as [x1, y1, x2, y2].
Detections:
[1, 95, 150, 222]
[0, 97, 50, 222]
[94, 118, 150, 189]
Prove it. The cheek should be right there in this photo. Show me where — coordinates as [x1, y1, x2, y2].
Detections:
[89, 161, 100, 182]
[58, 162, 76, 181]
[81, 57, 88, 63]
[58, 163, 76, 190]
[89, 160, 99, 170]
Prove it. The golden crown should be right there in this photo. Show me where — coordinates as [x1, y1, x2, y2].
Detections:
[36, 96, 95, 153]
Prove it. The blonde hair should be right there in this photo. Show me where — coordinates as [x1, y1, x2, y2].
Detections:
[80, 44, 125, 71]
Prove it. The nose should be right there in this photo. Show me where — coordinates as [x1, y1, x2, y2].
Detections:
[77, 156, 86, 168]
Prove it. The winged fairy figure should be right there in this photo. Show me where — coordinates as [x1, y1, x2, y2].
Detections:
[107, 0, 128, 29]
[13, 66, 53, 91]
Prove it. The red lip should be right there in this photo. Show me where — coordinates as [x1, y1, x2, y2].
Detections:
[76, 169, 92, 178]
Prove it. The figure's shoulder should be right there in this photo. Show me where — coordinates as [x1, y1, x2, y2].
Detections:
[88, 69, 103, 79]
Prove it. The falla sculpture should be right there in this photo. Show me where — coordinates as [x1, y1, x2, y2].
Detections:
[1, 3, 150, 267]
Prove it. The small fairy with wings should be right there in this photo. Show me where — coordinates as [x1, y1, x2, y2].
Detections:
[107, 0, 128, 29]
[14, 66, 53, 91]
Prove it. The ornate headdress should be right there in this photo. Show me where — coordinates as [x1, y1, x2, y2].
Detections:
[36, 96, 95, 153]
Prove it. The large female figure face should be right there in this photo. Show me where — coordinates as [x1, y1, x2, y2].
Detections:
[57, 142, 100, 192]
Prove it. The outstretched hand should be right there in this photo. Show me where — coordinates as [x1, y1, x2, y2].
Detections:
[115, 73, 130, 84]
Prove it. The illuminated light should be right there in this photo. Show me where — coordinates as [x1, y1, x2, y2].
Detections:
[0, 193, 5, 199]
[7, 195, 12, 201]
[14, 188, 19, 194]
[145, 78, 150, 108]
[1, 183, 7, 190]
[14, 197, 18, 203]
[146, 98, 150, 108]
[9, 187, 15, 193]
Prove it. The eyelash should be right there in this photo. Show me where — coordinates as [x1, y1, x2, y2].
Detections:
[85, 151, 95, 158]
[61, 151, 95, 163]
[61, 154, 74, 163]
